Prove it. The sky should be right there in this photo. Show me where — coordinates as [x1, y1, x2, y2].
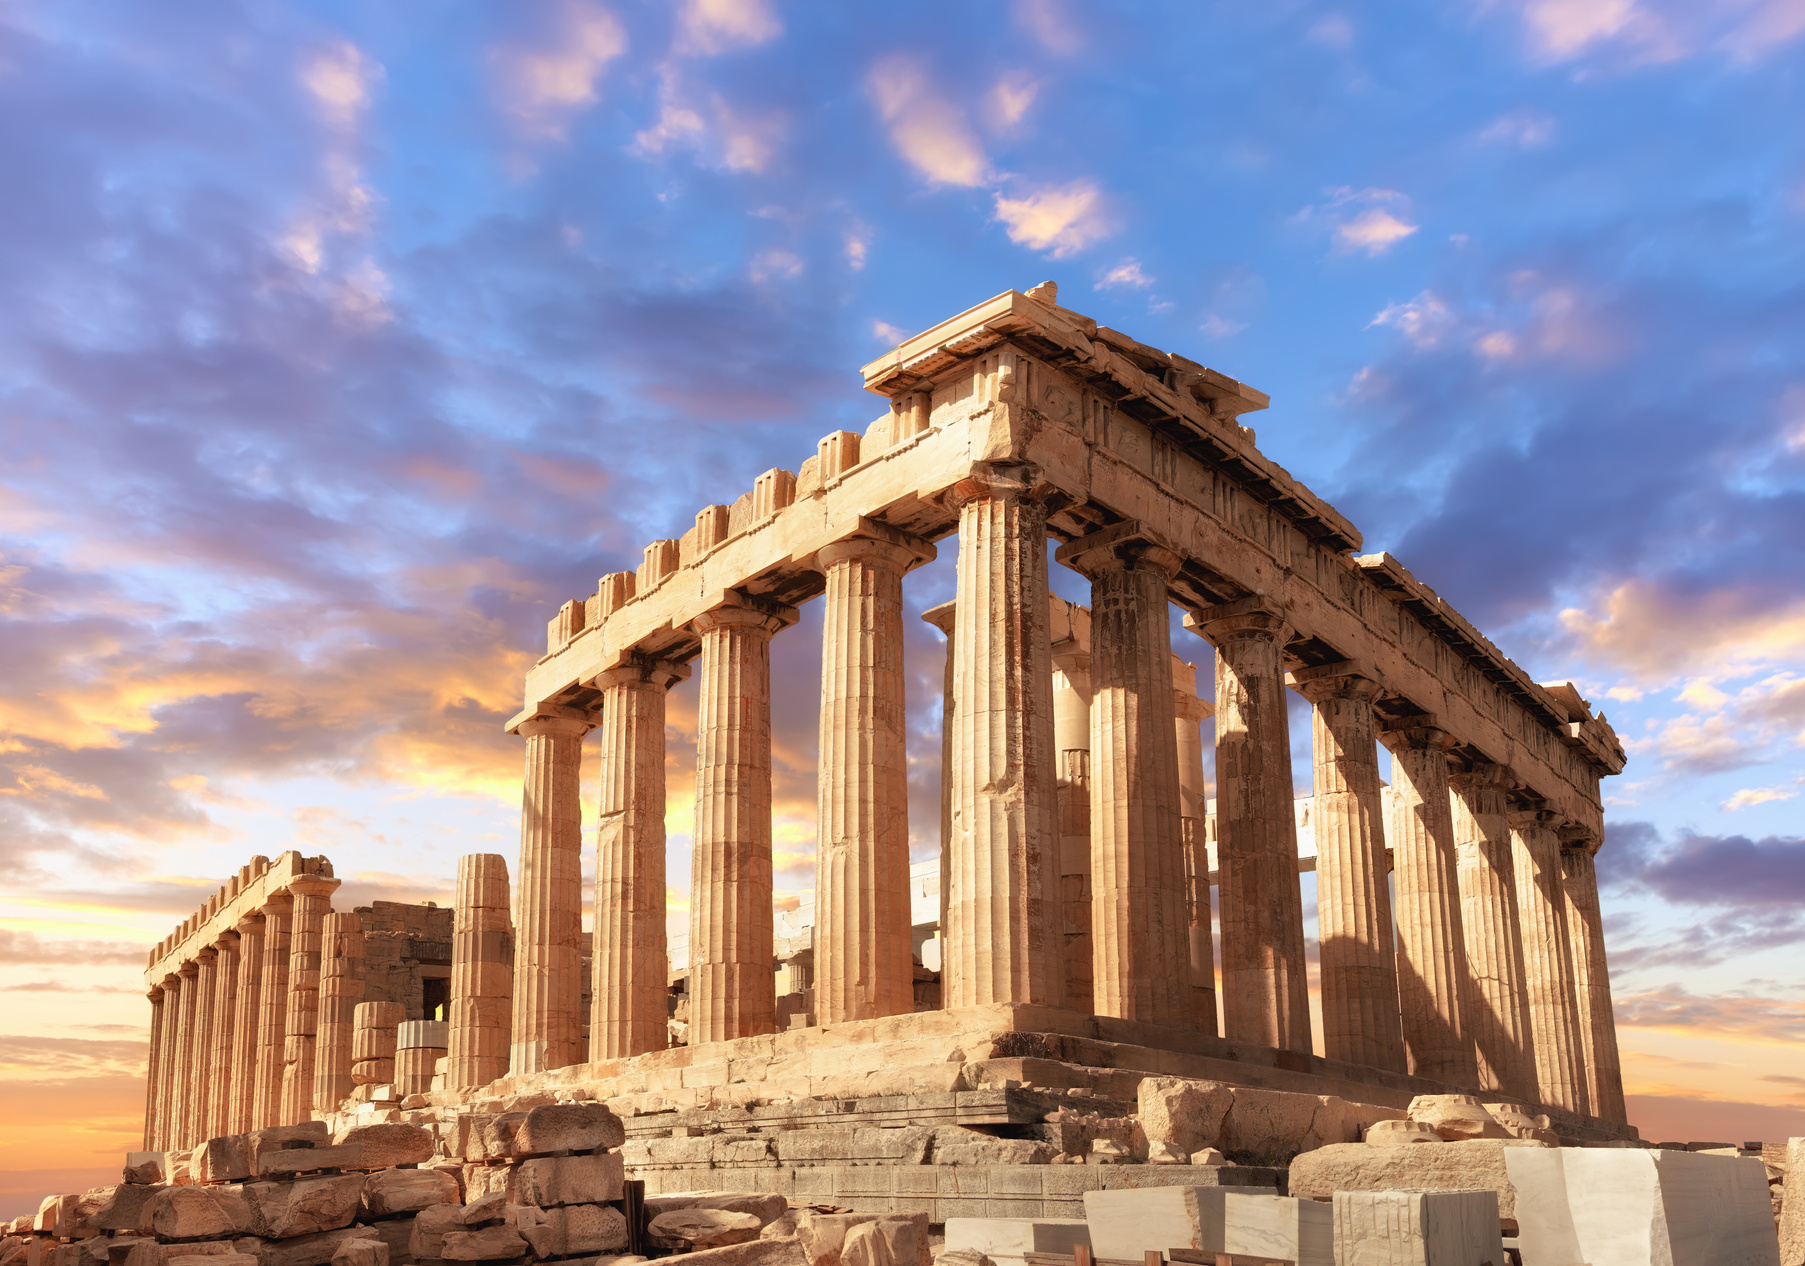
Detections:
[2, 0, 1804, 1218]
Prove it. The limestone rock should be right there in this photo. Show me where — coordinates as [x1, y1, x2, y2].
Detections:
[256, 1146, 366, 1179]
[334, 1124, 434, 1169]
[659, 1239, 810, 1266]
[252, 1226, 381, 1266]
[140, 1187, 254, 1241]
[326, 1242, 386, 1266]
[1364, 1119, 1442, 1147]
[239, 1176, 366, 1240]
[438, 1227, 529, 1262]
[1136, 1077, 1233, 1156]
[459, 1166, 516, 1204]
[79, 1184, 159, 1233]
[1216, 1088, 1324, 1167]
[931, 1127, 1053, 1166]
[841, 1217, 930, 1266]
[1288, 1139, 1547, 1219]
[649, 1208, 762, 1250]
[1405, 1095, 1509, 1142]
[1481, 1102, 1559, 1145]
[466, 1115, 526, 1163]
[360, 1169, 456, 1219]
[795, 1212, 880, 1266]
[166, 1255, 259, 1266]
[511, 1103, 625, 1157]
[520, 1205, 629, 1257]
[1089, 1139, 1128, 1163]
[692, 1193, 790, 1228]
[1147, 1141, 1187, 1165]
[512, 1153, 624, 1207]
[196, 1138, 254, 1185]
[1782, 1137, 1805, 1266]
[458, 1194, 508, 1226]
[1190, 1148, 1226, 1166]
[124, 1155, 168, 1186]
[409, 1205, 464, 1260]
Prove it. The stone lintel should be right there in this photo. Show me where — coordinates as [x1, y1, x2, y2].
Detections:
[1053, 518, 1182, 579]
[144, 850, 332, 987]
[504, 701, 595, 735]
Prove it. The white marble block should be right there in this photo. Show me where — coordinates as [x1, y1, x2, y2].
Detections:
[1331, 1190, 1503, 1266]
[945, 1218, 1091, 1266]
[1506, 1146, 1780, 1266]
[1221, 1193, 1334, 1266]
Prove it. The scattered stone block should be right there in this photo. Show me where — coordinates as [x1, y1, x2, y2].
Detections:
[689, 1195, 791, 1228]
[650, 1209, 762, 1251]
[511, 1103, 625, 1157]
[1136, 1078, 1233, 1157]
[931, 1128, 1053, 1166]
[944, 1216, 1089, 1266]
[1363, 1120, 1441, 1148]
[458, 1167, 515, 1204]
[1330, 1189, 1503, 1265]
[408, 1206, 463, 1261]
[1219, 1193, 1332, 1266]
[239, 1176, 366, 1240]
[124, 1156, 168, 1186]
[195, 1139, 255, 1186]
[465, 1116, 526, 1164]
[1289, 1139, 1547, 1219]
[1189, 1148, 1225, 1166]
[360, 1169, 457, 1219]
[139, 1188, 253, 1242]
[796, 1213, 880, 1266]
[1506, 1146, 1781, 1266]
[255, 1147, 366, 1180]
[1147, 1142, 1186, 1165]
[457, 1194, 507, 1227]
[326, 1243, 385, 1266]
[79, 1187, 158, 1234]
[251, 1227, 381, 1266]
[842, 1216, 929, 1266]
[1083, 1185, 1248, 1261]
[333, 1124, 433, 1170]
[512, 1153, 623, 1207]
[520, 1205, 629, 1257]
[1480, 1103, 1558, 1146]
[438, 1227, 528, 1262]
[1404, 1096, 1507, 1142]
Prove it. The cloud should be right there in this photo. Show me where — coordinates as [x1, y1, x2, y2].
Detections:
[299, 42, 382, 132]
[1723, 785, 1798, 810]
[984, 72, 1040, 132]
[1370, 291, 1457, 348]
[1479, 109, 1557, 148]
[489, 1, 627, 141]
[1012, 0, 1083, 55]
[1198, 314, 1248, 339]
[0, 1035, 146, 1077]
[1301, 187, 1420, 256]
[675, 0, 780, 55]
[633, 69, 784, 173]
[1494, 0, 1805, 63]
[1613, 982, 1805, 1045]
[0, 931, 149, 966]
[1095, 258, 1153, 291]
[993, 179, 1113, 258]
[866, 57, 988, 187]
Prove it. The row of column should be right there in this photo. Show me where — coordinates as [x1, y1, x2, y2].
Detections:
[506, 470, 1624, 1123]
[142, 874, 338, 1151]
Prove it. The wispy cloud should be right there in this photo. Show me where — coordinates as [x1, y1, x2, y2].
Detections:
[993, 179, 1113, 258]
[1300, 187, 1420, 256]
[1095, 258, 1153, 290]
[489, 1, 627, 141]
[866, 57, 988, 187]
[675, 0, 781, 55]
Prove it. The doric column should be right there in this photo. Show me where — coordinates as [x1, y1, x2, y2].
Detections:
[921, 602, 957, 968]
[814, 531, 930, 1026]
[1450, 763, 1536, 1100]
[449, 854, 513, 1089]
[1188, 601, 1309, 1053]
[395, 1020, 447, 1097]
[281, 873, 338, 1124]
[1510, 811, 1588, 1114]
[1050, 635, 1093, 1014]
[142, 986, 165, 1151]
[155, 972, 181, 1149]
[1381, 722, 1478, 1085]
[205, 932, 240, 1140]
[689, 595, 797, 1043]
[1561, 841, 1627, 1122]
[353, 1000, 405, 1088]
[170, 963, 199, 1148]
[1296, 666, 1404, 1072]
[1174, 682, 1217, 1035]
[314, 911, 364, 1115]
[1057, 524, 1189, 1027]
[592, 658, 688, 1057]
[190, 947, 218, 1145]
[227, 913, 265, 1135]
[944, 465, 1064, 1009]
[508, 708, 592, 1074]
[253, 894, 293, 1129]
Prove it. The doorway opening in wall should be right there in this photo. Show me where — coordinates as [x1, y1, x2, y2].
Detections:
[423, 975, 448, 1022]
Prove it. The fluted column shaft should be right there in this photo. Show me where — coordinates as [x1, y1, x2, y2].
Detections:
[1562, 844, 1627, 1122]
[170, 964, 199, 1148]
[281, 875, 337, 1124]
[815, 536, 921, 1026]
[155, 973, 181, 1149]
[922, 603, 957, 954]
[205, 933, 240, 1140]
[1383, 724, 1478, 1084]
[944, 467, 1063, 1009]
[228, 915, 265, 1134]
[314, 911, 363, 1115]
[190, 948, 218, 1145]
[1511, 812, 1588, 1114]
[254, 895, 292, 1129]
[511, 712, 590, 1074]
[1451, 763, 1536, 1100]
[1051, 644, 1093, 1014]
[593, 660, 684, 1057]
[690, 599, 794, 1043]
[450, 854, 513, 1089]
[1070, 538, 1188, 1026]
[1193, 606, 1309, 1053]
[1299, 671, 1404, 1071]
[1174, 690, 1217, 1035]
[142, 987, 165, 1150]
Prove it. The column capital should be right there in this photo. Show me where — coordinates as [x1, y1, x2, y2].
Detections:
[1558, 822, 1599, 852]
[813, 519, 935, 573]
[1054, 519, 1182, 580]
[1378, 714, 1456, 752]
[260, 891, 295, 916]
[690, 591, 799, 637]
[1450, 760, 1516, 792]
[1508, 807, 1562, 832]
[1290, 659, 1385, 705]
[946, 461, 1047, 510]
[1183, 594, 1290, 644]
[214, 929, 241, 951]
[147, 985, 164, 1002]
[592, 654, 690, 693]
[920, 601, 955, 637]
[235, 911, 266, 936]
[509, 705, 595, 739]
[195, 946, 217, 965]
[1173, 689, 1212, 722]
[161, 971, 182, 989]
[285, 874, 340, 901]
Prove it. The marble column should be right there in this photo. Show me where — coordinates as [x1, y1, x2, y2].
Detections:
[449, 853, 513, 1090]
[227, 914, 265, 1135]
[190, 947, 218, 1145]
[205, 932, 240, 1140]
[1381, 722, 1478, 1085]
[1450, 763, 1536, 1100]
[1051, 638, 1093, 1014]
[510, 710, 592, 1074]
[1562, 842, 1627, 1122]
[155, 972, 181, 1149]
[353, 1000, 405, 1087]
[281, 874, 337, 1125]
[592, 659, 686, 1058]
[689, 596, 796, 1043]
[1511, 811, 1589, 1115]
[314, 911, 363, 1115]
[922, 602, 957, 953]
[253, 894, 292, 1130]
[142, 986, 165, 1150]
[1189, 603, 1309, 1053]
[1059, 528, 1189, 1027]
[1297, 668, 1404, 1072]
[1174, 685, 1217, 1035]
[815, 534, 925, 1026]
[944, 466, 1064, 1009]
[171, 962, 199, 1148]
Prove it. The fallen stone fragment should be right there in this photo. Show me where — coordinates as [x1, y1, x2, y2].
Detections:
[1481, 1102, 1559, 1146]
[333, 1124, 434, 1170]
[1147, 1141, 1187, 1165]
[140, 1188, 253, 1242]
[466, 1115, 526, 1164]
[254, 1227, 382, 1266]
[1288, 1139, 1549, 1218]
[930, 1127, 1053, 1166]
[519, 1205, 629, 1258]
[511, 1103, 625, 1157]
[691, 1194, 790, 1228]
[649, 1208, 762, 1250]
[409, 1205, 464, 1260]
[1364, 1120, 1442, 1147]
[1136, 1077, 1234, 1157]
[511, 1153, 623, 1207]
[124, 1155, 168, 1186]
[841, 1216, 930, 1266]
[239, 1176, 366, 1240]
[79, 1185, 159, 1234]
[457, 1193, 507, 1227]
[1189, 1148, 1227, 1166]
[796, 1213, 880, 1266]
[255, 1147, 366, 1180]
[1404, 1095, 1508, 1142]
[438, 1227, 528, 1262]
[326, 1241, 385, 1266]
[655, 1239, 809, 1266]
[360, 1169, 456, 1219]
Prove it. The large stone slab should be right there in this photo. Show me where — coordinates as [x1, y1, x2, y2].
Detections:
[78, 1185, 159, 1234]
[139, 1188, 254, 1242]
[1330, 1190, 1503, 1266]
[1081, 1185, 1276, 1261]
[519, 1205, 630, 1257]
[513, 1152, 625, 1206]
[1219, 1193, 1332, 1266]
[360, 1168, 457, 1219]
[842, 1215, 930, 1266]
[251, 1226, 382, 1266]
[512, 1102, 625, 1156]
[1288, 1139, 1548, 1220]
[943, 1217, 1090, 1265]
[333, 1124, 433, 1169]
[1506, 1146, 1780, 1266]
[238, 1176, 366, 1240]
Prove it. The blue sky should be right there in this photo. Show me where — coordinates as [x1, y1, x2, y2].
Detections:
[2, 0, 1804, 1211]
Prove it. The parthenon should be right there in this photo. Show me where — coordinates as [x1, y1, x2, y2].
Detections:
[133, 281, 1636, 1196]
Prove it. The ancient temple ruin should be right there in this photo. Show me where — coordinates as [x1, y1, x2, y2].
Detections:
[136, 283, 1637, 1195]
